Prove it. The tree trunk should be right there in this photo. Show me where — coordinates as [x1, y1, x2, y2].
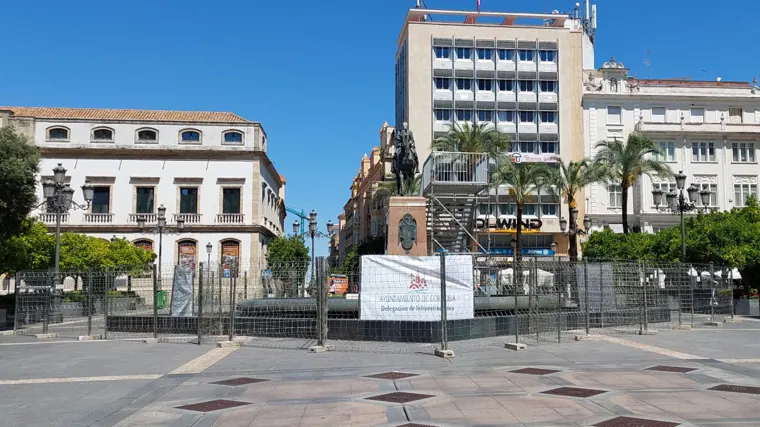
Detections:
[621, 183, 630, 234]
[567, 197, 578, 262]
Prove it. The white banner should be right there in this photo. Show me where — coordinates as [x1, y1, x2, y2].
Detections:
[360, 255, 474, 321]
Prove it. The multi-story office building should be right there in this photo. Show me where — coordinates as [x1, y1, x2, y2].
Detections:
[583, 60, 760, 231]
[395, 4, 597, 255]
[0, 106, 285, 272]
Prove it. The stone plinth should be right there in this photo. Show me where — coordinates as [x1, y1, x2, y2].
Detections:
[386, 196, 428, 256]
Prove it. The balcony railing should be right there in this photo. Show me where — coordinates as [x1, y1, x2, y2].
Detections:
[422, 151, 490, 195]
[174, 213, 202, 224]
[216, 213, 244, 224]
[38, 213, 69, 225]
[129, 213, 157, 224]
[83, 213, 114, 224]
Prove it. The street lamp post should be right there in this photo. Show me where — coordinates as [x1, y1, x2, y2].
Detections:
[206, 242, 212, 268]
[559, 208, 591, 262]
[39, 164, 94, 276]
[652, 171, 711, 260]
[136, 205, 184, 286]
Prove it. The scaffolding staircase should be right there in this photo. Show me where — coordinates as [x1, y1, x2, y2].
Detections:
[421, 152, 490, 254]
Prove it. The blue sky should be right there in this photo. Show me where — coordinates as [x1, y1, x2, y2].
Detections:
[1, 0, 757, 257]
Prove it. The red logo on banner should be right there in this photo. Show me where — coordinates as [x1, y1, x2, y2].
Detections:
[409, 274, 428, 291]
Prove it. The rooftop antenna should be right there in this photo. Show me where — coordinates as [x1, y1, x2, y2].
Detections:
[644, 49, 652, 79]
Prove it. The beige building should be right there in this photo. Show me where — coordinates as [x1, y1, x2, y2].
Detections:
[395, 4, 596, 256]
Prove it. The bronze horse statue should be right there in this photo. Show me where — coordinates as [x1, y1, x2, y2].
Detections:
[391, 122, 419, 196]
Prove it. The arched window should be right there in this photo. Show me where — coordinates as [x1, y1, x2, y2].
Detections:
[136, 128, 158, 143]
[47, 126, 69, 142]
[177, 240, 197, 269]
[133, 239, 154, 252]
[220, 239, 241, 277]
[92, 127, 114, 142]
[223, 130, 244, 144]
[180, 129, 202, 143]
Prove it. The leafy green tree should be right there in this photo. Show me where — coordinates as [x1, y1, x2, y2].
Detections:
[0, 219, 54, 273]
[0, 126, 40, 237]
[266, 236, 310, 296]
[490, 156, 553, 263]
[545, 159, 601, 260]
[594, 134, 672, 233]
[432, 122, 510, 158]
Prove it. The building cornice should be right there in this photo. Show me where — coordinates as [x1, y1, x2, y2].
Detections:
[30, 118, 260, 127]
[583, 93, 759, 103]
[51, 224, 279, 237]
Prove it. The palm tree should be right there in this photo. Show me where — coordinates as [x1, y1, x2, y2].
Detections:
[594, 134, 672, 234]
[432, 122, 510, 158]
[545, 159, 601, 260]
[490, 156, 553, 264]
[376, 174, 421, 199]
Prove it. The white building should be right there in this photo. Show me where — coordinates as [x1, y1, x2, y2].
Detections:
[0, 106, 285, 273]
[583, 59, 760, 232]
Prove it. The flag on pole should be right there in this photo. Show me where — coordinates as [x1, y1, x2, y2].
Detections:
[476, 0, 481, 11]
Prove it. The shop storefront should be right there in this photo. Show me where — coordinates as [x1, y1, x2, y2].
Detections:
[471, 214, 568, 257]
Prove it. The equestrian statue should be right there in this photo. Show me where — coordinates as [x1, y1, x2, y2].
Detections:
[390, 122, 420, 196]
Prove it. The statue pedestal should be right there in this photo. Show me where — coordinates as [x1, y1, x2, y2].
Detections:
[386, 196, 428, 256]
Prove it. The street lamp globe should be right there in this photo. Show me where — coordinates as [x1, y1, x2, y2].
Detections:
[687, 185, 699, 204]
[583, 216, 592, 231]
[570, 207, 579, 224]
[675, 171, 687, 190]
[62, 185, 75, 210]
[309, 210, 317, 233]
[651, 187, 664, 207]
[550, 242, 557, 253]
[559, 217, 568, 232]
[665, 191, 677, 207]
[699, 189, 711, 207]
[52, 163, 67, 185]
[292, 220, 300, 235]
[206, 242, 212, 254]
[136, 216, 146, 230]
[176, 218, 185, 230]
[42, 179, 56, 199]
[326, 219, 334, 234]
[81, 181, 94, 203]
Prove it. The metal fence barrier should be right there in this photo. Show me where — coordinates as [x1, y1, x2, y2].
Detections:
[13, 256, 737, 353]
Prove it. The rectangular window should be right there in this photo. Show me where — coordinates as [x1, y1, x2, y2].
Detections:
[434, 109, 452, 121]
[540, 111, 556, 123]
[455, 78, 473, 90]
[538, 50, 556, 61]
[477, 110, 493, 122]
[518, 80, 534, 91]
[179, 187, 198, 214]
[434, 46, 450, 59]
[91, 187, 110, 214]
[455, 47, 471, 59]
[519, 111, 535, 123]
[476, 48, 493, 60]
[519, 142, 535, 153]
[222, 188, 241, 214]
[692, 142, 716, 162]
[477, 79, 493, 91]
[540, 142, 557, 154]
[497, 203, 514, 215]
[655, 141, 676, 162]
[498, 80, 514, 91]
[541, 204, 558, 216]
[608, 184, 622, 208]
[518, 50, 534, 61]
[697, 183, 718, 207]
[732, 142, 756, 163]
[434, 77, 451, 90]
[497, 49, 514, 60]
[653, 182, 677, 194]
[690, 107, 705, 123]
[729, 108, 743, 124]
[522, 204, 537, 216]
[455, 109, 473, 121]
[135, 187, 154, 214]
[497, 111, 514, 123]
[607, 106, 622, 125]
[651, 107, 665, 123]
[539, 81, 556, 92]
[734, 183, 758, 207]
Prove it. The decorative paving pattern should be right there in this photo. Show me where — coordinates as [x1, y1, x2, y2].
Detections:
[366, 392, 435, 404]
[210, 377, 269, 386]
[541, 387, 607, 398]
[594, 416, 681, 427]
[708, 384, 760, 394]
[364, 372, 420, 380]
[511, 367, 560, 375]
[645, 366, 696, 373]
[176, 399, 250, 412]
